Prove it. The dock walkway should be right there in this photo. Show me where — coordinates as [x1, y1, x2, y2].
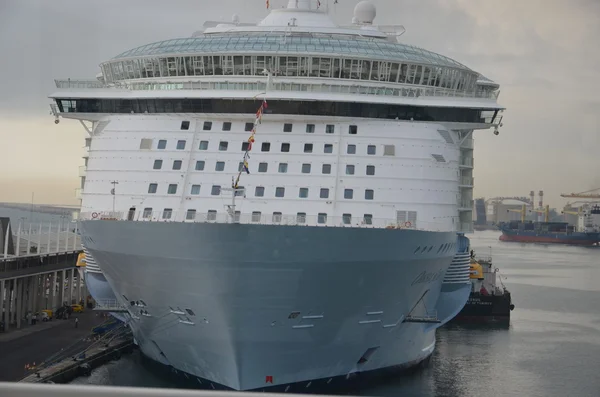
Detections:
[0, 311, 107, 382]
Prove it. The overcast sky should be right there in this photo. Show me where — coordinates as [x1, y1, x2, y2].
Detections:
[0, 0, 599, 207]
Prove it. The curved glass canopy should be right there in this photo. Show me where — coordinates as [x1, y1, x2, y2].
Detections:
[113, 34, 471, 70]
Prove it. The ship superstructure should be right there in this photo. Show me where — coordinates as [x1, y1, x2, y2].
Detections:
[50, 0, 504, 391]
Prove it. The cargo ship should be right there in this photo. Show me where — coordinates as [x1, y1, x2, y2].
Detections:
[498, 204, 600, 246]
[451, 253, 514, 324]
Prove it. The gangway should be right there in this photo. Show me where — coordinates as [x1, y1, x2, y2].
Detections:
[93, 299, 129, 313]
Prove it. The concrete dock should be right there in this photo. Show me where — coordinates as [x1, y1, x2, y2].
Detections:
[0, 311, 109, 382]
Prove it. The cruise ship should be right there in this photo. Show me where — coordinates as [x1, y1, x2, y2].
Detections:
[49, 0, 504, 391]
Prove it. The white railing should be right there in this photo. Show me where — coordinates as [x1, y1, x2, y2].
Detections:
[2, 218, 81, 259]
[54, 79, 106, 89]
[53, 78, 499, 101]
[79, 211, 450, 232]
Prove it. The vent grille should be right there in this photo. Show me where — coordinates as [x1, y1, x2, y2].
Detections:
[437, 129, 454, 144]
[431, 154, 446, 162]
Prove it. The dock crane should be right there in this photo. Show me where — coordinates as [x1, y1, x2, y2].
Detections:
[507, 204, 550, 222]
[560, 188, 600, 199]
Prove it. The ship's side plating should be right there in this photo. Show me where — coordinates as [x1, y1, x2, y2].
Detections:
[80, 220, 469, 390]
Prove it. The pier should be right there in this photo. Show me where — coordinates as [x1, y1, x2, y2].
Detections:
[1, 217, 86, 332]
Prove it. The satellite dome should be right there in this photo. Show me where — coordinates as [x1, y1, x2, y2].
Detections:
[354, 1, 377, 25]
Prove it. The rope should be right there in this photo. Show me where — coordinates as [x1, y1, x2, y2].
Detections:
[232, 99, 268, 189]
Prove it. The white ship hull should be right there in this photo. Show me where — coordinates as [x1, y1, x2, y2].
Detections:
[80, 220, 470, 391]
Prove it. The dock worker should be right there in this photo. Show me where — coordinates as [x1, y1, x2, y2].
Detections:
[75, 317, 79, 328]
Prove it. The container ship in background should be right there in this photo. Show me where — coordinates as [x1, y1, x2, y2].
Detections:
[498, 204, 600, 246]
[49, 0, 504, 391]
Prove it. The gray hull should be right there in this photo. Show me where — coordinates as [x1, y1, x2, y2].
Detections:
[80, 220, 469, 390]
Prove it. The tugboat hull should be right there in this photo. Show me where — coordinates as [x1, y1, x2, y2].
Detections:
[452, 292, 514, 324]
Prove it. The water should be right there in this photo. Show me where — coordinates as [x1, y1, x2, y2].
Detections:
[67, 231, 600, 396]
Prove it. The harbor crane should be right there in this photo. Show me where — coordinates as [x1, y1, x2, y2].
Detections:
[560, 188, 600, 199]
[507, 204, 550, 222]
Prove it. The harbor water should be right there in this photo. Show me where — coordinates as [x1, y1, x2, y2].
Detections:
[66, 230, 600, 396]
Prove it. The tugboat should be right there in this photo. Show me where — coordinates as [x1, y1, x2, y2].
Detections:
[451, 251, 514, 324]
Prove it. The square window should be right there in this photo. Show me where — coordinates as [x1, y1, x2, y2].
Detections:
[365, 189, 374, 200]
[157, 140, 167, 149]
[245, 122, 254, 131]
[275, 187, 285, 197]
[304, 143, 313, 153]
[191, 185, 201, 195]
[140, 138, 153, 149]
[384, 145, 395, 156]
[262, 142, 271, 152]
[207, 210, 217, 220]
[162, 208, 173, 219]
[173, 160, 182, 170]
[215, 161, 225, 171]
[241, 142, 250, 151]
[255, 186, 265, 197]
[367, 145, 376, 155]
[364, 214, 373, 225]
[322, 164, 331, 174]
[278, 163, 288, 173]
[297, 213, 306, 224]
[186, 209, 196, 220]
[283, 123, 293, 132]
[301, 163, 311, 173]
[299, 188, 309, 198]
[177, 140, 186, 150]
[195, 160, 205, 170]
[203, 121, 212, 130]
[343, 214, 352, 224]
[252, 212, 262, 222]
[148, 183, 157, 194]
[142, 208, 152, 218]
[219, 141, 228, 151]
[222, 122, 232, 131]
[272, 212, 282, 223]
[181, 121, 190, 130]
[318, 213, 328, 224]
[344, 189, 354, 199]
[281, 143, 290, 152]
[349, 125, 358, 135]
[325, 124, 335, 134]
[199, 141, 209, 150]
[320, 188, 329, 198]
[306, 124, 315, 133]
[168, 184, 178, 194]
[346, 165, 355, 175]
[153, 160, 163, 170]
[347, 144, 356, 154]
[366, 165, 375, 175]
[258, 162, 268, 172]
[211, 185, 221, 196]
[324, 144, 333, 153]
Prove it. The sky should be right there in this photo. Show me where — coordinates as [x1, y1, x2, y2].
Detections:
[0, 0, 599, 208]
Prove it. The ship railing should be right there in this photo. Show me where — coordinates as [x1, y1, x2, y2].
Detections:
[54, 79, 107, 89]
[55, 77, 499, 100]
[78, 211, 452, 232]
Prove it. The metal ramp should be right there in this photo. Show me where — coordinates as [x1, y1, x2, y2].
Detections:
[93, 299, 129, 313]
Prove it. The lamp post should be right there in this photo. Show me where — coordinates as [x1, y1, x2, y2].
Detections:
[111, 181, 119, 214]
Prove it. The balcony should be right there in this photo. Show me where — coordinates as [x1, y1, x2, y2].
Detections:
[460, 139, 474, 150]
[459, 177, 474, 187]
[459, 158, 474, 168]
[78, 165, 87, 177]
[458, 200, 473, 210]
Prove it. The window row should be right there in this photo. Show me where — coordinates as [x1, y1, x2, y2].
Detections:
[56, 98, 496, 125]
[152, 159, 377, 175]
[149, 208, 376, 225]
[102, 54, 479, 93]
[146, 183, 374, 200]
[146, 138, 390, 156]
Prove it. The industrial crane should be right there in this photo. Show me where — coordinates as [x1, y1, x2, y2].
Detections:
[507, 204, 550, 222]
[560, 188, 600, 199]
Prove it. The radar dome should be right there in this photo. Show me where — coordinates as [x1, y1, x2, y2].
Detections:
[354, 1, 376, 24]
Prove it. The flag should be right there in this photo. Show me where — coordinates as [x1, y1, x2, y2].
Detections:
[265, 375, 273, 384]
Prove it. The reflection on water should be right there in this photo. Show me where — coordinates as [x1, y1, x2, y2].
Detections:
[70, 231, 600, 396]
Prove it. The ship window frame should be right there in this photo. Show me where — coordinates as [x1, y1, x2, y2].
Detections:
[157, 140, 167, 150]
[304, 143, 313, 153]
[195, 160, 205, 170]
[262, 142, 271, 152]
[365, 189, 374, 200]
[343, 214, 352, 224]
[299, 187, 309, 198]
[258, 162, 268, 173]
[191, 184, 201, 195]
[167, 184, 178, 194]
[320, 188, 330, 199]
[325, 124, 335, 134]
[272, 212, 282, 223]
[367, 145, 376, 155]
[199, 141, 209, 150]
[176, 140, 186, 150]
[346, 164, 355, 175]
[366, 165, 375, 175]
[186, 209, 197, 220]
[363, 214, 373, 225]
[301, 163, 311, 174]
[219, 141, 229, 151]
[211, 185, 221, 196]
[215, 161, 225, 171]
[162, 208, 173, 219]
[142, 208, 153, 218]
[297, 212, 307, 224]
[222, 122, 232, 131]
[241, 142, 250, 151]
[349, 125, 358, 135]
[153, 160, 163, 170]
[181, 121, 190, 130]
[172, 160, 182, 170]
[148, 183, 158, 194]
[203, 121, 213, 131]
[322, 164, 332, 174]
[251, 211, 262, 223]
[281, 143, 290, 152]
[306, 124, 315, 133]
[275, 187, 285, 197]
[318, 213, 328, 224]
[255, 186, 265, 197]
[344, 189, 354, 199]
[245, 122, 254, 131]
[324, 144, 333, 154]
[278, 163, 288, 173]
[207, 210, 217, 221]
[347, 144, 356, 154]
[283, 123, 293, 132]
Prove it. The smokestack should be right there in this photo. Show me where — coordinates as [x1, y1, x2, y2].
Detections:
[530, 191, 535, 211]
[538, 190, 544, 209]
